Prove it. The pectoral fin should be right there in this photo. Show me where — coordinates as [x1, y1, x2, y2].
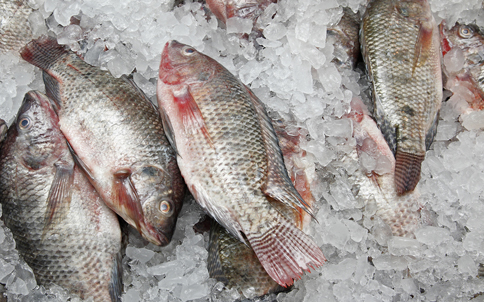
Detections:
[159, 106, 179, 156]
[43, 164, 74, 235]
[412, 23, 434, 74]
[113, 169, 144, 234]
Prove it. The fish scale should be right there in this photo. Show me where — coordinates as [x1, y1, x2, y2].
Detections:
[361, 0, 442, 195]
[157, 40, 325, 287]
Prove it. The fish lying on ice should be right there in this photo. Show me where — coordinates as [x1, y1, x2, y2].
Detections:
[0, 0, 33, 53]
[157, 40, 325, 287]
[361, 0, 443, 195]
[0, 91, 123, 301]
[20, 36, 186, 246]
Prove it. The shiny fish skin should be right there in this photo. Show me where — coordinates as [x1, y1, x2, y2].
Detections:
[0, 0, 33, 53]
[361, 0, 443, 195]
[207, 122, 315, 296]
[0, 91, 123, 301]
[20, 36, 185, 246]
[157, 40, 325, 287]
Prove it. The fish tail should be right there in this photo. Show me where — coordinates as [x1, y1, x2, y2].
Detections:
[246, 215, 326, 287]
[394, 151, 425, 195]
[20, 35, 68, 70]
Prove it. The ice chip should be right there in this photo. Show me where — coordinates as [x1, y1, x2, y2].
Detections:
[373, 255, 408, 271]
[443, 48, 465, 73]
[57, 24, 83, 45]
[126, 247, 155, 264]
[226, 17, 253, 34]
[457, 255, 477, 276]
[263, 23, 287, 41]
[461, 111, 484, 130]
[414, 226, 451, 245]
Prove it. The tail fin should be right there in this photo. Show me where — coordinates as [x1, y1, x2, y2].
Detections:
[20, 35, 68, 70]
[394, 151, 425, 195]
[246, 216, 325, 287]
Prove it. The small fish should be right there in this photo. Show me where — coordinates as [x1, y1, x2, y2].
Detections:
[344, 98, 432, 237]
[157, 40, 325, 287]
[20, 36, 185, 246]
[207, 121, 315, 297]
[327, 7, 361, 70]
[361, 0, 443, 195]
[205, 0, 276, 25]
[440, 21, 484, 114]
[0, 0, 33, 53]
[0, 91, 123, 301]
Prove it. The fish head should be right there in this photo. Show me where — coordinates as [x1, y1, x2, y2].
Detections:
[10, 91, 64, 170]
[131, 165, 184, 246]
[159, 40, 216, 86]
[440, 21, 484, 62]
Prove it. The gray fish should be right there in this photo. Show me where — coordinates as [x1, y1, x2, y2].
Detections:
[157, 40, 325, 287]
[361, 0, 443, 194]
[20, 36, 185, 246]
[0, 0, 33, 53]
[0, 91, 123, 301]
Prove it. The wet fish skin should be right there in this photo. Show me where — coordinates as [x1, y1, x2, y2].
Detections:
[157, 40, 325, 287]
[0, 91, 123, 301]
[20, 36, 185, 246]
[0, 0, 33, 53]
[361, 0, 443, 195]
[207, 121, 315, 297]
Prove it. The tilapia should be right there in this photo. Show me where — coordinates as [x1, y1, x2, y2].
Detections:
[0, 91, 123, 301]
[440, 21, 484, 114]
[0, 0, 33, 53]
[157, 40, 325, 287]
[345, 98, 432, 237]
[207, 121, 315, 297]
[361, 0, 443, 195]
[327, 7, 361, 70]
[20, 36, 185, 246]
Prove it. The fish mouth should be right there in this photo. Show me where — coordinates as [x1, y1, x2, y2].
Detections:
[142, 227, 170, 246]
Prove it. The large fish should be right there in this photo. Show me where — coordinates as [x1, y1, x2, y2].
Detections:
[0, 0, 33, 53]
[157, 40, 325, 287]
[440, 21, 484, 114]
[207, 121, 315, 297]
[0, 91, 123, 301]
[345, 98, 432, 237]
[20, 36, 185, 246]
[361, 0, 443, 195]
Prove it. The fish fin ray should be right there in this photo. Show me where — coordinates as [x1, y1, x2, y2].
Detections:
[412, 23, 433, 74]
[20, 35, 68, 71]
[246, 215, 325, 287]
[425, 111, 439, 151]
[66, 141, 95, 181]
[243, 85, 314, 218]
[159, 106, 180, 157]
[113, 170, 144, 234]
[42, 164, 74, 236]
[108, 247, 124, 302]
[174, 87, 214, 147]
[207, 220, 230, 284]
[394, 151, 424, 195]
[373, 94, 397, 155]
[42, 72, 62, 107]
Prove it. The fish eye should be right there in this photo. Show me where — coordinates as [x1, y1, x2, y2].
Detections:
[458, 25, 473, 38]
[183, 47, 196, 56]
[18, 117, 32, 130]
[159, 200, 173, 215]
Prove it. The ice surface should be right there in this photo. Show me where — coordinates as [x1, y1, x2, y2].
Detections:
[1, 0, 484, 301]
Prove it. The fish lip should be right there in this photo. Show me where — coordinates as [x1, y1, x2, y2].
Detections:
[142, 227, 170, 246]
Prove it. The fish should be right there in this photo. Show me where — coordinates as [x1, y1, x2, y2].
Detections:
[0, 91, 123, 301]
[361, 0, 443, 195]
[20, 36, 185, 246]
[205, 0, 276, 25]
[327, 7, 361, 70]
[344, 98, 432, 237]
[0, 119, 6, 143]
[0, 0, 34, 53]
[157, 40, 325, 287]
[207, 121, 315, 297]
[440, 21, 484, 114]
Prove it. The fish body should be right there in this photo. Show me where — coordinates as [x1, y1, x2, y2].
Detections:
[205, 0, 276, 24]
[20, 36, 185, 246]
[157, 40, 325, 287]
[361, 0, 443, 194]
[207, 122, 315, 296]
[345, 98, 430, 237]
[440, 21, 484, 113]
[0, 0, 33, 53]
[0, 91, 123, 301]
[327, 7, 361, 69]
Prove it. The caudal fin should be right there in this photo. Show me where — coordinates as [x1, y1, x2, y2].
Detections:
[20, 35, 68, 70]
[246, 216, 326, 287]
[394, 151, 425, 195]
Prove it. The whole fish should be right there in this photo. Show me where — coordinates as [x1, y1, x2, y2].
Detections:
[361, 0, 443, 195]
[207, 121, 315, 297]
[327, 7, 361, 70]
[440, 21, 484, 113]
[0, 91, 123, 301]
[0, 0, 33, 53]
[205, 0, 276, 25]
[157, 40, 325, 287]
[345, 98, 432, 237]
[20, 36, 185, 246]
